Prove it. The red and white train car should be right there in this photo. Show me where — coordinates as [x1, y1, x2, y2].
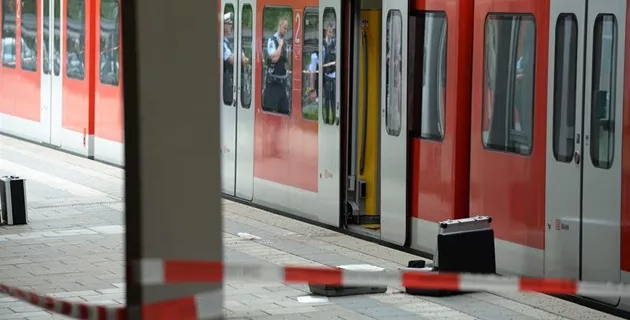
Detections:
[2, 0, 630, 313]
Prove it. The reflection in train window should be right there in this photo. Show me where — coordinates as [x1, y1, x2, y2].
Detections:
[222, 4, 235, 106]
[321, 8, 337, 125]
[66, 0, 86, 80]
[590, 14, 617, 169]
[240, 4, 253, 109]
[552, 14, 578, 163]
[482, 14, 535, 155]
[1, 0, 16, 68]
[261, 6, 293, 115]
[54, 0, 60, 76]
[43, 0, 50, 74]
[409, 11, 447, 141]
[301, 8, 318, 121]
[20, 0, 37, 72]
[100, 0, 120, 86]
[385, 10, 403, 136]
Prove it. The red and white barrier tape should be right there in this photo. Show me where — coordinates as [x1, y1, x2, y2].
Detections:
[0, 282, 222, 320]
[136, 259, 630, 297]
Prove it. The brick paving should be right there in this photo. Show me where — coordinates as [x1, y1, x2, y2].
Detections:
[0, 134, 625, 320]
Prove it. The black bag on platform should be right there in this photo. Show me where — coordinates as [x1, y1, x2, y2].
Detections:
[0, 176, 28, 225]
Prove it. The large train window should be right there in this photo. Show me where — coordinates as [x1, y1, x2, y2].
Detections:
[385, 10, 403, 137]
[1, 0, 16, 68]
[408, 11, 447, 141]
[552, 14, 578, 163]
[590, 14, 617, 169]
[240, 4, 253, 109]
[321, 8, 336, 125]
[100, 0, 120, 86]
[261, 6, 293, 115]
[222, 4, 235, 106]
[482, 14, 535, 156]
[66, 0, 85, 80]
[20, 0, 37, 72]
[301, 7, 318, 121]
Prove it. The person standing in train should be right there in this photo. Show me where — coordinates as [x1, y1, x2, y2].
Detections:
[263, 17, 291, 114]
[223, 12, 250, 106]
[322, 23, 337, 124]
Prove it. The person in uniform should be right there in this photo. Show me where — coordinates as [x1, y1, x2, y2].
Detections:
[322, 23, 336, 124]
[263, 17, 290, 114]
[223, 12, 249, 105]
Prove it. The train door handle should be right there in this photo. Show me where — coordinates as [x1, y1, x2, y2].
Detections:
[574, 151, 580, 165]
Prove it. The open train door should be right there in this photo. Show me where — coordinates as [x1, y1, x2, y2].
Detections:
[40, 0, 63, 146]
[220, 0, 255, 201]
[379, 0, 408, 246]
[318, 0, 342, 227]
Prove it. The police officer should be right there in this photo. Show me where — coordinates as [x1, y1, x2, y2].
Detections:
[223, 12, 249, 105]
[322, 23, 336, 124]
[263, 17, 290, 114]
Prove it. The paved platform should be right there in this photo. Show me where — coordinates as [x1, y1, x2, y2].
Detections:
[0, 134, 625, 320]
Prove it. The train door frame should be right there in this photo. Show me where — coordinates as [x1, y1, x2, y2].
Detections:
[318, 0, 342, 227]
[379, 0, 409, 246]
[220, 0, 255, 200]
[545, 0, 626, 306]
[40, 0, 63, 146]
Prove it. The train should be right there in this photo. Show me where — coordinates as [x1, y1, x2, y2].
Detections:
[1, 0, 630, 313]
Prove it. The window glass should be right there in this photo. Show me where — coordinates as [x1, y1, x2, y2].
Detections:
[43, 0, 50, 74]
[240, 4, 253, 109]
[301, 9, 318, 120]
[20, 0, 37, 72]
[1, 0, 16, 68]
[261, 6, 293, 115]
[385, 10, 403, 136]
[321, 8, 337, 125]
[222, 4, 235, 106]
[590, 14, 617, 169]
[552, 14, 578, 163]
[53, 0, 60, 76]
[66, 0, 86, 80]
[482, 14, 536, 155]
[100, 0, 120, 86]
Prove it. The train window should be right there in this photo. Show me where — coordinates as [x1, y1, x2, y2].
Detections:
[261, 6, 293, 115]
[385, 10, 403, 137]
[321, 8, 337, 125]
[20, 0, 37, 72]
[408, 11, 447, 141]
[222, 4, 235, 106]
[482, 14, 536, 156]
[1, 0, 16, 68]
[43, 0, 50, 74]
[590, 14, 617, 169]
[301, 8, 318, 121]
[66, 0, 86, 80]
[53, 0, 60, 76]
[240, 4, 253, 109]
[552, 14, 578, 163]
[100, 0, 120, 86]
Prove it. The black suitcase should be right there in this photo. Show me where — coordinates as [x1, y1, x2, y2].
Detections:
[0, 176, 28, 225]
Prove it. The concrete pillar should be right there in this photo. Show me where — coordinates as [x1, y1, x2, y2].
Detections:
[121, 0, 222, 318]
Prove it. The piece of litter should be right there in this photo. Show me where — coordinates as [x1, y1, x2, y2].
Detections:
[237, 232, 261, 240]
[297, 295, 329, 303]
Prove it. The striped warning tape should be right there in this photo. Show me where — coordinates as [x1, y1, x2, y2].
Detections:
[0, 282, 222, 320]
[135, 259, 630, 297]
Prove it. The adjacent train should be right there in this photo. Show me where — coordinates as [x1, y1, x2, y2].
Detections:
[1, 0, 630, 312]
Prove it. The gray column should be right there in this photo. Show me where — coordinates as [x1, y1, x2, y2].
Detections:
[122, 0, 222, 318]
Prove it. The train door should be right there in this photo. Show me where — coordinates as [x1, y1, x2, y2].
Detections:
[545, 0, 626, 306]
[40, 0, 62, 146]
[379, 0, 408, 246]
[221, 0, 255, 200]
[318, 0, 342, 226]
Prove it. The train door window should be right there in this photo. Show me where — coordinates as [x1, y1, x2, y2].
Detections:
[482, 14, 536, 155]
[385, 10, 403, 136]
[590, 14, 617, 169]
[66, 0, 85, 80]
[99, 0, 120, 86]
[409, 11, 447, 141]
[552, 14, 578, 163]
[222, 4, 235, 106]
[301, 7, 318, 121]
[321, 8, 336, 125]
[53, 0, 60, 76]
[20, 0, 37, 72]
[240, 4, 253, 109]
[261, 6, 293, 115]
[1, 0, 16, 68]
